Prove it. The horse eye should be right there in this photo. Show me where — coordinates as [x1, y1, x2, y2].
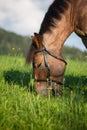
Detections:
[35, 63, 42, 68]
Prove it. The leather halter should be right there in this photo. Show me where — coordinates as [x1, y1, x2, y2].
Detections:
[33, 44, 67, 88]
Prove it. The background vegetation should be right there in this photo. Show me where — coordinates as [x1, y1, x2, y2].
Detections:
[0, 28, 31, 56]
[0, 28, 87, 130]
[0, 28, 87, 60]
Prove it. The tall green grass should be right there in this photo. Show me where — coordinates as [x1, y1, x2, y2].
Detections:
[0, 55, 87, 130]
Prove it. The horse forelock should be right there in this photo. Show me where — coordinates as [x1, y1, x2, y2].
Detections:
[26, 43, 35, 63]
[39, 0, 72, 35]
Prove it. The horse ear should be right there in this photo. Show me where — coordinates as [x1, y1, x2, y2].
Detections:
[31, 36, 40, 49]
[34, 32, 38, 36]
[31, 33, 43, 49]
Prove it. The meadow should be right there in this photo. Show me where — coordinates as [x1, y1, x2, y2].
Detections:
[0, 55, 87, 130]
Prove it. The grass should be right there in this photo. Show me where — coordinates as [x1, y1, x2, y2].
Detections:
[0, 55, 87, 130]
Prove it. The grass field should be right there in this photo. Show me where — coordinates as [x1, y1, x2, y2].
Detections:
[0, 55, 87, 130]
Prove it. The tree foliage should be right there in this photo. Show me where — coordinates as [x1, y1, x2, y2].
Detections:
[0, 28, 31, 56]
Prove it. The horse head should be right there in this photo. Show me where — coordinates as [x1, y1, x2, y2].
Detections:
[26, 33, 67, 96]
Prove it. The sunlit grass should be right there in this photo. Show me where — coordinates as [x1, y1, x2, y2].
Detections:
[0, 55, 87, 130]
[65, 59, 87, 76]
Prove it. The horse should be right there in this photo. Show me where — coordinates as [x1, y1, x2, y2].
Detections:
[26, 0, 87, 96]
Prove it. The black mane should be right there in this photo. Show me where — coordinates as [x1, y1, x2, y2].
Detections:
[39, 0, 71, 35]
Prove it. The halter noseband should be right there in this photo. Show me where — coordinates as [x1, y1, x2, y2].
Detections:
[33, 44, 67, 88]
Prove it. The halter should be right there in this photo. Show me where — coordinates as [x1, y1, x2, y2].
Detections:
[33, 44, 67, 88]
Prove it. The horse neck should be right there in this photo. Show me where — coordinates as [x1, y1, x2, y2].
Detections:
[40, 4, 74, 55]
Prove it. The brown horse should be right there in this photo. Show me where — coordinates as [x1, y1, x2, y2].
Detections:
[26, 0, 87, 96]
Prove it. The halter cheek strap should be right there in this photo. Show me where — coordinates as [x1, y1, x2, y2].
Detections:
[34, 44, 67, 87]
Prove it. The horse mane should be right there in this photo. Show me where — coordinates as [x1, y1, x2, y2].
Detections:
[26, 0, 72, 63]
[39, 0, 72, 35]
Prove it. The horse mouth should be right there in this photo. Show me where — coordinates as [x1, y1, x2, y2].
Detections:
[35, 83, 62, 96]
